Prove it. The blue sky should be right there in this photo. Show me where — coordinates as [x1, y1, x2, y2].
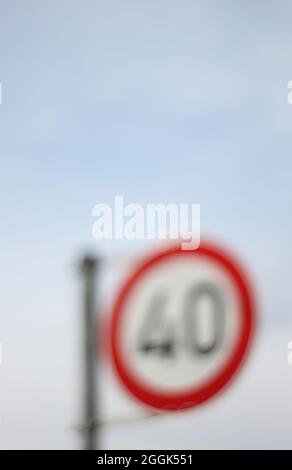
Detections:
[1, 1, 292, 320]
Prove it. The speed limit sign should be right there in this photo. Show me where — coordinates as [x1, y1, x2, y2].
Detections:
[110, 242, 255, 411]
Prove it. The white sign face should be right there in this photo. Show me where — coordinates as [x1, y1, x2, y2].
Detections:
[110, 244, 255, 411]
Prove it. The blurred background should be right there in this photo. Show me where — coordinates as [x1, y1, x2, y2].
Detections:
[1, 0, 292, 449]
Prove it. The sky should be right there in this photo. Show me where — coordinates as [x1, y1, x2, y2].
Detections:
[1, 0, 292, 449]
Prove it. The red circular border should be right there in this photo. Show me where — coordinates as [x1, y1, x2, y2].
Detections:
[110, 242, 256, 411]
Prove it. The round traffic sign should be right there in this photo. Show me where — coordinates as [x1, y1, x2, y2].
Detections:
[110, 242, 255, 411]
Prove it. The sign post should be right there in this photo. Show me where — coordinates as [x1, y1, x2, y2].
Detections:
[80, 255, 99, 450]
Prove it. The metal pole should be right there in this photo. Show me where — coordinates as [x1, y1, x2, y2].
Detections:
[81, 255, 98, 450]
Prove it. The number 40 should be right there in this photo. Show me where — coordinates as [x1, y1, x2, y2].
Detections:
[138, 282, 226, 358]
